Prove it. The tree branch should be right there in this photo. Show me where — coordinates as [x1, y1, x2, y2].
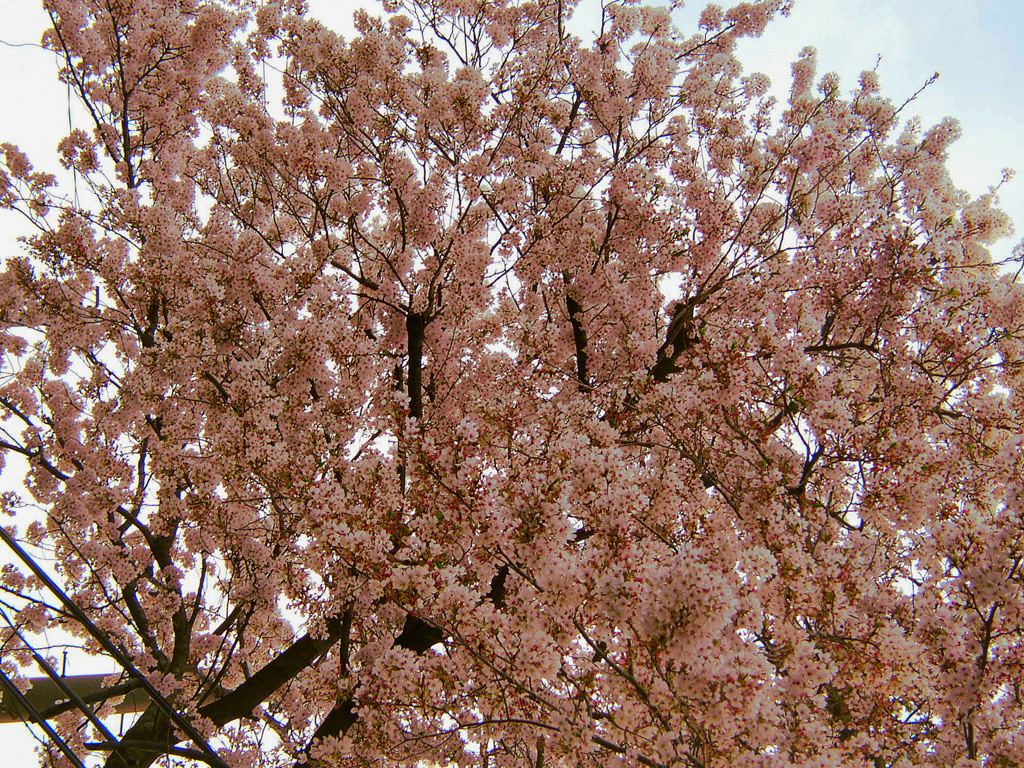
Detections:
[198, 612, 350, 727]
[291, 698, 358, 768]
[406, 311, 428, 420]
[650, 299, 698, 382]
[566, 294, 589, 390]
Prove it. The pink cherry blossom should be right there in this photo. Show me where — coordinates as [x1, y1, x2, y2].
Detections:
[0, 0, 1021, 766]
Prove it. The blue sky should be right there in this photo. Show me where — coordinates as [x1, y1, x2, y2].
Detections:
[721, 0, 1024, 264]
[2, 0, 1022, 258]
[0, 0, 1021, 764]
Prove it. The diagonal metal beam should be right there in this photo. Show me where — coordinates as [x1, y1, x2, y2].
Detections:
[0, 669, 88, 768]
[0, 526, 226, 768]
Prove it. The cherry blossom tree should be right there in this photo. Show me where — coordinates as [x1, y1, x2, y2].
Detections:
[1, 0, 1022, 766]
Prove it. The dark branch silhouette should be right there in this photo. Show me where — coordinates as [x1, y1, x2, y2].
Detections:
[566, 294, 589, 390]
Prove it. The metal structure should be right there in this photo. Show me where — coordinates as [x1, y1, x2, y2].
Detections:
[0, 673, 150, 724]
[0, 526, 226, 768]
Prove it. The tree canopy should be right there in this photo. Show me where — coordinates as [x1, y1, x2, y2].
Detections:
[0, 0, 1022, 766]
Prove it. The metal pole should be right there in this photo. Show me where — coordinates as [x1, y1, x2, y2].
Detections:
[0, 668, 88, 768]
[0, 526, 227, 768]
[0, 674, 147, 722]
[0, 607, 134, 764]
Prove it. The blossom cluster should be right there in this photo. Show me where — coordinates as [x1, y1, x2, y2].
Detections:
[0, 0, 1021, 766]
